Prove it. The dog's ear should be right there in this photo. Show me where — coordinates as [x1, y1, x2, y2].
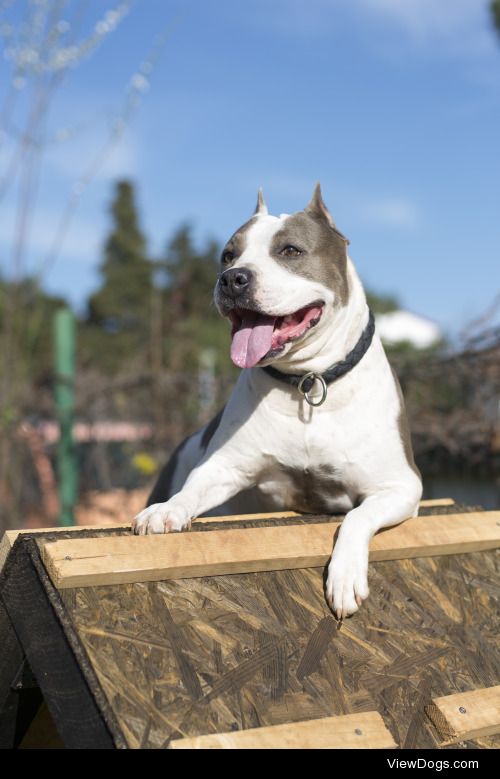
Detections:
[305, 183, 350, 244]
[254, 187, 268, 216]
[305, 183, 336, 227]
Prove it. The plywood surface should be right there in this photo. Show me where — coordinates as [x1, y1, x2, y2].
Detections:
[56, 545, 500, 749]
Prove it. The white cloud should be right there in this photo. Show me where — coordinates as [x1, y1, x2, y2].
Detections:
[360, 197, 420, 229]
[236, 0, 494, 59]
[360, 0, 485, 41]
[357, 0, 496, 58]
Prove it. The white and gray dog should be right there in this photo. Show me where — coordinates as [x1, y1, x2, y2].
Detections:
[133, 184, 422, 618]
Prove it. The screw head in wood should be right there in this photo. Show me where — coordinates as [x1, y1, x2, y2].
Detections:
[459, 706, 467, 714]
[64, 555, 72, 560]
[354, 728, 363, 735]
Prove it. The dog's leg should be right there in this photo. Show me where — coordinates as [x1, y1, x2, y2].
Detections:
[132, 449, 261, 534]
[325, 484, 421, 618]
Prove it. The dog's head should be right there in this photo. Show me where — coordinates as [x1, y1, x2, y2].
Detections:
[214, 184, 350, 369]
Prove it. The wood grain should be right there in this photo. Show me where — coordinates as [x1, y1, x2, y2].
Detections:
[419, 498, 454, 507]
[42, 511, 500, 589]
[0, 525, 130, 572]
[0, 496, 452, 572]
[169, 711, 396, 749]
[426, 686, 500, 743]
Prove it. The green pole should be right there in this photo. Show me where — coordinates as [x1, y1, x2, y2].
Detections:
[54, 308, 77, 526]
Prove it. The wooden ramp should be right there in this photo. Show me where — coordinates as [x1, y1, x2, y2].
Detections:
[0, 499, 499, 749]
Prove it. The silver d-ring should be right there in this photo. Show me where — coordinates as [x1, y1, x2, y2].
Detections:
[297, 372, 328, 407]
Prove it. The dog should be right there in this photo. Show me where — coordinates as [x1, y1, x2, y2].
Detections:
[133, 184, 422, 618]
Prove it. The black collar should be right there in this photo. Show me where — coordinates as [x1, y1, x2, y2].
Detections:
[261, 308, 375, 406]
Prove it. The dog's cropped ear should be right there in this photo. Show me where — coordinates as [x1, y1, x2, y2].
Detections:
[254, 187, 268, 216]
[305, 183, 350, 244]
[305, 183, 336, 227]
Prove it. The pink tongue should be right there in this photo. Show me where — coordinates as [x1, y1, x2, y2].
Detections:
[231, 311, 276, 369]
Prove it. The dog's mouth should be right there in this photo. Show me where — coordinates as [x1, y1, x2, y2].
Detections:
[228, 302, 324, 369]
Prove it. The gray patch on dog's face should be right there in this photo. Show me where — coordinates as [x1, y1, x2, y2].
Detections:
[391, 366, 421, 480]
[215, 217, 261, 314]
[270, 212, 349, 307]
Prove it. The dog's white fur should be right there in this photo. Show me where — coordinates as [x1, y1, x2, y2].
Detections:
[133, 203, 422, 618]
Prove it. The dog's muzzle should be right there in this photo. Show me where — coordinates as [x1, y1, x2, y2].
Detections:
[219, 267, 254, 299]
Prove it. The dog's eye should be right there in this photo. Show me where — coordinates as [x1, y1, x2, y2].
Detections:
[280, 245, 302, 258]
[222, 250, 234, 264]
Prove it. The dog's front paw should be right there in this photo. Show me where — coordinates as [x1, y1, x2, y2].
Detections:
[325, 541, 370, 619]
[132, 501, 192, 535]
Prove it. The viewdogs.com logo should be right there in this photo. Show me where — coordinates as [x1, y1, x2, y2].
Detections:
[387, 759, 479, 771]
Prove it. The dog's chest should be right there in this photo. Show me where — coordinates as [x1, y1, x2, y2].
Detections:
[234, 357, 398, 513]
[255, 405, 360, 513]
[257, 463, 355, 514]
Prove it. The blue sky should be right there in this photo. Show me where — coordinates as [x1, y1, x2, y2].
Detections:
[1, 0, 500, 338]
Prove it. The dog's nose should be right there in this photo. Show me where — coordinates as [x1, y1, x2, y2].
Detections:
[219, 267, 252, 298]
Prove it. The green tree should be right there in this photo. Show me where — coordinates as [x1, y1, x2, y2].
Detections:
[85, 180, 153, 372]
[365, 290, 399, 315]
[160, 224, 219, 317]
[0, 277, 67, 386]
[150, 225, 237, 428]
[159, 225, 231, 372]
[492, 0, 500, 35]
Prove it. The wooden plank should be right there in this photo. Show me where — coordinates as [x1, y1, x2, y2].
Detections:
[0, 514, 301, 576]
[42, 511, 500, 589]
[169, 711, 397, 749]
[0, 525, 130, 572]
[197, 510, 299, 523]
[0, 532, 14, 573]
[419, 498, 454, 507]
[0, 498, 455, 572]
[426, 686, 500, 743]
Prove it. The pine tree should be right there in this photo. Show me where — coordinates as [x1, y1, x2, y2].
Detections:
[1, 274, 66, 362]
[85, 180, 152, 371]
[492, 0, 500, 35]
[161, 224, 219, 320]
[154, 224, 236, 427]
[158, 225, 229, 373]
